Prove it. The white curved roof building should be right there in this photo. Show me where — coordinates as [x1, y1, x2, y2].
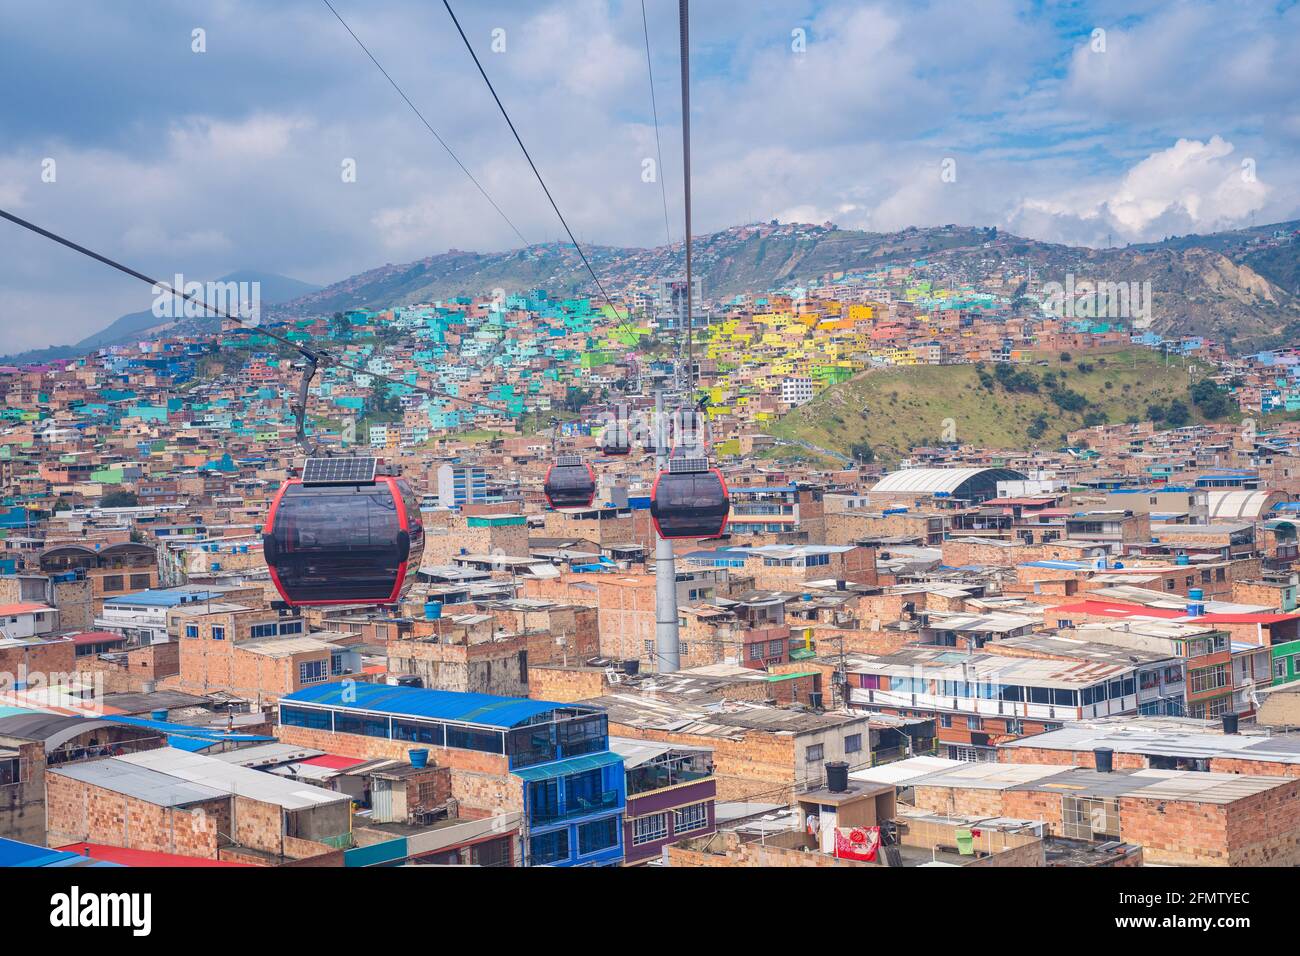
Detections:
[1206, 489, 1283, 522]
[869, 466, 1026, 504]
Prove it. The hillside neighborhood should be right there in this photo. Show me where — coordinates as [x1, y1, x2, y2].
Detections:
[3, 225, 1300, 873]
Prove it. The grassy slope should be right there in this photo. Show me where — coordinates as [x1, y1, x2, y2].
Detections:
[768, 347, 1232, 461]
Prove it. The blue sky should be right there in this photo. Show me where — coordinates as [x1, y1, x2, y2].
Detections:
[1, 0, 1298, 350]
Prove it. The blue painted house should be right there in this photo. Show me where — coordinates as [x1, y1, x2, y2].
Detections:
[278, 684, 625, 867]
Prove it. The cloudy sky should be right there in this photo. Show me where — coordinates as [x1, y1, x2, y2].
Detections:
[1, 0, 1298, 350]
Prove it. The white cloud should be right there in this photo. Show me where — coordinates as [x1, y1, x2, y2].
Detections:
[1013, 136, 1269, 243]
[2, 0, 1300, 351]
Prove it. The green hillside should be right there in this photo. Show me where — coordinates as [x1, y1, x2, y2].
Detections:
[768, 348, 1236, 462]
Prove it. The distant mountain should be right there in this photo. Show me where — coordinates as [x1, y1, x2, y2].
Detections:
[277, 220, 1300, 354]
[1, 271, 319, 365]
[11, 222, 1299, 364]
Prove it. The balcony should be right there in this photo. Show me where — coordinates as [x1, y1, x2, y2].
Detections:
[530, 790, 620, 827]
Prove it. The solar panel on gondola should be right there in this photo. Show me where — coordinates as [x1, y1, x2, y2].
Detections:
[650, 454, 729, 539]
[301, 456, 378, 485]
[544, 454, 596, 509]
[263, 457, 423, 606]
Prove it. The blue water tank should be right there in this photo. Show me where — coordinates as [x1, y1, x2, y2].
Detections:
[424, 602, 443, 621]
[150, 709, 168, 721]
[408, 748, 429, 769]
[1175, 554, 1190, 566]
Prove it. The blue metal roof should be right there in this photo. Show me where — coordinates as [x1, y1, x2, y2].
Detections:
[106, 588, 218, 607]
[281, 684, 583, 729]
[511, 750, 624, 783]
[0, 838, 118, 867]
[106, 714, 271, 742]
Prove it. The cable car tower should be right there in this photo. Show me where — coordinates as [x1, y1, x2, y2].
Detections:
[650, 0, 729, 674]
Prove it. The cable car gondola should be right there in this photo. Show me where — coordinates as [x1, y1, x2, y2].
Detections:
[544, 454, 596, 509]
[650, 455, 729, 539]
[262, 457, 424, 606]
[601, 420, 631, 456]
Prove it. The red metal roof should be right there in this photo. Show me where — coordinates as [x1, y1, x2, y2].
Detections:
[983, 497, 1059, 506]
[1048, 600, 1184, 619]
[1191, 613, 1300, 625]
[70, 631, 127, 646]
[0, 602, 53, 616]
[301, 754, 368, 770]
[56, 843, 253, 867]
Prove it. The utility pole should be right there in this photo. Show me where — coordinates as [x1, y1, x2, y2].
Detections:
[653, 387, 680, 673]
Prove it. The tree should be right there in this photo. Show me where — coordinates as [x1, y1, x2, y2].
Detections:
[1049, 388, 1088, 412]
[101, 490, 138, 508]
[564, 386, 594, 413]
[849, 441, 875, 463]
[1190, 379, 1233, 419]
[1164, 400, 1191, 427]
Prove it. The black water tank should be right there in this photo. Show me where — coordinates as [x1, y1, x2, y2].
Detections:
[623, 659, 640, 677]
[396, 675, 423, 688]
[825, 761, 849, 792]
[1223, 712, 1239, 735]
[1094, 747, 1114, 773]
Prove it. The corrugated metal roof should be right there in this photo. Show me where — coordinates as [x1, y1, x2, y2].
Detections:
[51, 757, 227, 807]
[608, 736, 712, 768]
[281, 683, 581, 729]
[0, 838, 120, 868]
[871, 467, 1025, 496]
[210, 742, 325, 768]
[1207, 489, 1278, 521]
[907, 761, 1064, 791]
[849, 755, 963, 786]
[1000, 724, 1300, 765]
[510, 750, 623, 782]
[117, 748, 346, 811]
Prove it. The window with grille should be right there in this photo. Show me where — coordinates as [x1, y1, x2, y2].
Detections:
[633, 813, 668, 845]
[298, 660, 328, 684]
[1061, 796, 1120, 840]
[673, 802, 708, 834]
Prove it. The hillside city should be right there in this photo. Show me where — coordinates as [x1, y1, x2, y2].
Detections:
[4, 221, 1300, 871]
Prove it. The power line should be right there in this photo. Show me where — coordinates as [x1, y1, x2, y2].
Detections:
[641, 0, 672, 248]
[320, 0, 528, 247]
[440, 0, 631, 330]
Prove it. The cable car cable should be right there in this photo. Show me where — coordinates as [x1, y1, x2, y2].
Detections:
[678, 0, 695, 398]
[641, 0, 673, 248]
[0, 207, 513, 421]
[320, 0, 529, 248]
[440, 0, 635, 336]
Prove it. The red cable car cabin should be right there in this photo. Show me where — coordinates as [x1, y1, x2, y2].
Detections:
[262, 457, 424, 606]
[650, 456, 730, 539]
[544, 455, 596, 509]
